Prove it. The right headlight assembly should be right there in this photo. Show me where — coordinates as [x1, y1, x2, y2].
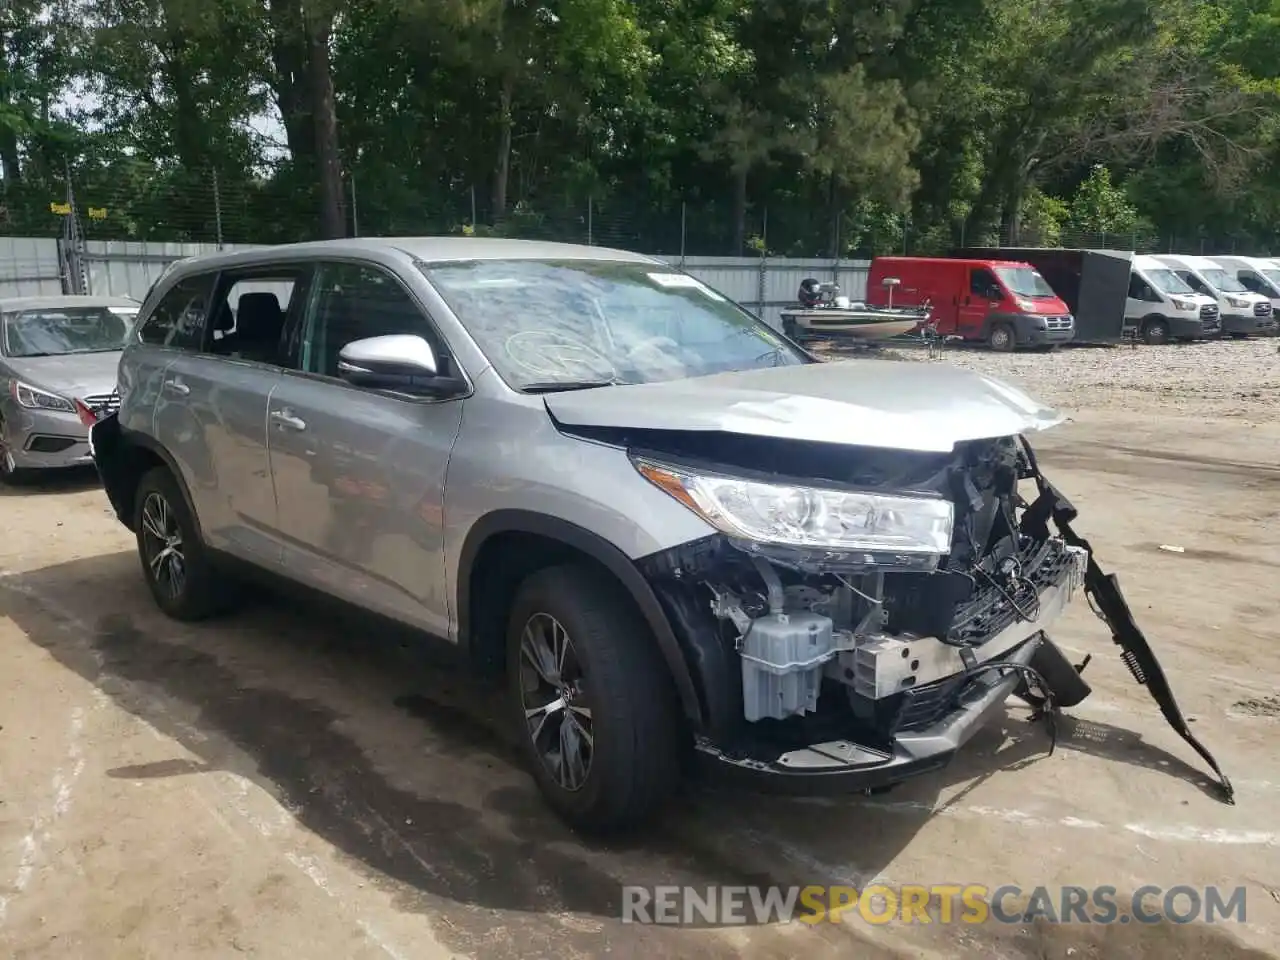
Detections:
[633, 457, 954, 556]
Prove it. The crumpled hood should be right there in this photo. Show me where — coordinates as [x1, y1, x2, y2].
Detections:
[3, 351, 122, 399]
[544, 361, 1065, 453]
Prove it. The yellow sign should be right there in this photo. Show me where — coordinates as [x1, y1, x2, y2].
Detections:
[50, 202, 71, 215]
[88, 207, 107, 220]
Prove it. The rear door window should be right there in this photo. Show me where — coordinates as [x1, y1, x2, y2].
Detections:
[207, 268, 310, 365]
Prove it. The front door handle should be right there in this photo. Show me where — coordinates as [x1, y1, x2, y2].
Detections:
[162, 378, 189, 396]
[270, 408, 306, 431]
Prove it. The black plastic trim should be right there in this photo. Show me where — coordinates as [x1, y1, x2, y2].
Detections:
[90, 413, 203, 539]
[695, 635, 1044, 794]
[456, 509, 704, 726]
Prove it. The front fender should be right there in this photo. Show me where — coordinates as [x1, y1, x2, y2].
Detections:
[456, 509, 705, 727]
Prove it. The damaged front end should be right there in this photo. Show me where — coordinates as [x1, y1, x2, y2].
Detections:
[627, 431, 1233, 802]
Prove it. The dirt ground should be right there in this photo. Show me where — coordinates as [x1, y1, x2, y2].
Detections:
[2, 339, 1279, 959]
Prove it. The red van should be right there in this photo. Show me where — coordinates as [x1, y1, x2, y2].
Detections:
[865, 256, 1076, 350]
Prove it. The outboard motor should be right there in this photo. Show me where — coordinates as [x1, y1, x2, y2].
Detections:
[798, 278, 823, 308]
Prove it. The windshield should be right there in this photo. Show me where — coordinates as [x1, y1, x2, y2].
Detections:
[1145, 268, 1195, 295]
[2, 306, 135, 357]
[1199, 268, 1247, 293]
[993, 266, 1056, 298]
[1261, 269, 1280, 290]
[419, 259, 806, 390]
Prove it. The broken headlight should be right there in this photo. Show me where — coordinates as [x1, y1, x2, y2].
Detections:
[633, 456, 954, 555]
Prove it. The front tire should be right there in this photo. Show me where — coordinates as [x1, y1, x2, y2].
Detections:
[988, 322, 1015, 352]
[134, 466, 234, 621]
[1140, 318, 1170, 345]
[0, 441, 32, 485]
[507, 564, 681, 833]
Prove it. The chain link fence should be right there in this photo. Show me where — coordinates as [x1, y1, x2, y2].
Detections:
[0, 165, 1271, 261]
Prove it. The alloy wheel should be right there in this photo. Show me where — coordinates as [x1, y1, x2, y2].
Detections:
[519, 612, 594, 791]
[140, 491, 186, 601]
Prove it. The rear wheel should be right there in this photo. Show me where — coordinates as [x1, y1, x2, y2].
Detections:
[1140, 317, 1170, 345]
[134, 467, 235, 621]
[988, 322, 1015, 352]
[507, 564, 681, 833]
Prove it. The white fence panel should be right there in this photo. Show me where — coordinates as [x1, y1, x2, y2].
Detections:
[0, 237, 64, 298]
[83, 240, 262, 300]
[0, 238, 880, 328]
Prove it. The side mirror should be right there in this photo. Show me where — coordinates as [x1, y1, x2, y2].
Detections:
[337, 335, 462, 396]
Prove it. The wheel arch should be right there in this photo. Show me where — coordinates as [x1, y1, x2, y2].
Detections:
[456, 509, 704, 727]
[95, 416, 202, 538]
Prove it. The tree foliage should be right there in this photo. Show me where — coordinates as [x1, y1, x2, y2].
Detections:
[0, 0, 1276, 253]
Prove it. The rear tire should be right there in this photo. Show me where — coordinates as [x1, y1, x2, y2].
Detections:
[507, 563, 681, 833]
[134, 466, 235, 621]
[1141, 318, 1170, 345]
[988, 322, 1015, 352]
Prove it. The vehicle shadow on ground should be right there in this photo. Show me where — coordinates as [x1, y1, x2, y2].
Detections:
[0, 465, 101, 497]
[0, 550, 1267, 960]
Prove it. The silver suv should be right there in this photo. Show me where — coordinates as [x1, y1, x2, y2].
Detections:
[89, 237, 1224, 831]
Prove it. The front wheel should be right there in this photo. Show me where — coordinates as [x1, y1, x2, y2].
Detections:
[507, 564, 681, 833]
[134, 467, 235, 621]
[1140, 318, 1170, 345]
[988, 322, 1015, 352]
[0, 444, 31, 485]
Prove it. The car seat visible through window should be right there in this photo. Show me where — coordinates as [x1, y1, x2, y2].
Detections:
[232, 292, 286, 364]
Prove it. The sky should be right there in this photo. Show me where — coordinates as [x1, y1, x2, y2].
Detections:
[57, 81, 290, 163]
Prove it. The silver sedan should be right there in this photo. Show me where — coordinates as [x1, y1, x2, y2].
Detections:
[0, 294, 139, 482]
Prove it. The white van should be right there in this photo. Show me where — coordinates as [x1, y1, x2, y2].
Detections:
[1210, 255, 1280, 319]
[1125, 254, 1220, 344]
[1154, 254, 1275, 337]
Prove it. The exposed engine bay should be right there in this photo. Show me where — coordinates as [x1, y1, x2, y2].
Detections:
[612, 426, 1235, 802]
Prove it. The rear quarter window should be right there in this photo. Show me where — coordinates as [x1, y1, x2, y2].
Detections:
[137, 273, 217, 350]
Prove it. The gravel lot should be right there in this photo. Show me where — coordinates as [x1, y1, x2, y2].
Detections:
[1, 339, 1278, 959]
[883, 339, 1280, 422]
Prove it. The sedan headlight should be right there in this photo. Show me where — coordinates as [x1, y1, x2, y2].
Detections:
[12, 381, 75, 413]
[633, 457, 954, 555]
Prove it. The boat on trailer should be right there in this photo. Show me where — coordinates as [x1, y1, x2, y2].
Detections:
[780, 278, 931, 344]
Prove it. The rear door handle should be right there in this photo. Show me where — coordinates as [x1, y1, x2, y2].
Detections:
[162, 378, 189, 396]
[270, 408, 306, 431]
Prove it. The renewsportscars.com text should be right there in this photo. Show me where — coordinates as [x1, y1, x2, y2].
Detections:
[620, 884, 1247, 926]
